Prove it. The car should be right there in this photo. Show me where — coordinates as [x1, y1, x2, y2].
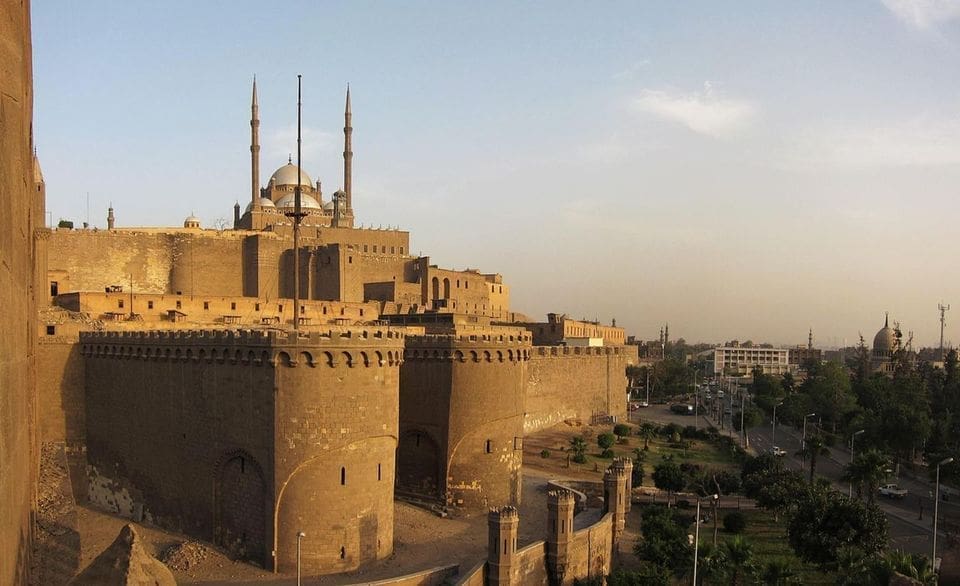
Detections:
[878, 484, 908, 499]
[771, 446, 786, 457]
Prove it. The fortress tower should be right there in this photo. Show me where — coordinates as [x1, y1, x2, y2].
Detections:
[603, 467, 627, 543]
[546, 489, 576, 584]
[612, 457, 633, 513]
[397, 326, 530, 512]
[487, 506, 519, 586]
[80, 327, 405, 575]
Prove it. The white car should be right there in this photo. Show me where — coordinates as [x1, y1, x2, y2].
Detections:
[771, 446, 786, 457]
[879, 484, 908, 499]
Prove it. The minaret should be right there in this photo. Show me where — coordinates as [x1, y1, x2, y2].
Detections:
[808, 328, 813, 350]
[250, 76, 261, 213]
[107, 205, 115, 230]
[343, 84, 353, 216]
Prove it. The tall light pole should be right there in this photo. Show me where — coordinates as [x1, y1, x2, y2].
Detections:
[694, 369, 699, 429]
[692, 494, 719, 585]
[802, 413, 816, 451]
[934, 457, 954, 572]
[645, 370, 651, 406]
[297, 531, 306, 586]
[772, 401, 783, 451]
[848, 429, 865, 497]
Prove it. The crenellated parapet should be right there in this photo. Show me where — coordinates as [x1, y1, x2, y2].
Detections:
[79, 326, 406, 368]
[403, 329, 532, 363]
[530, 345, 624, 358]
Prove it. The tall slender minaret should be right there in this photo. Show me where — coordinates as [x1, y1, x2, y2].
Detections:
[343, 84, 353, 215]
[250, 76, 261, 213]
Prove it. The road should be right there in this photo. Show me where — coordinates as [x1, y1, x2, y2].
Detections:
[633, 401, 956, 556]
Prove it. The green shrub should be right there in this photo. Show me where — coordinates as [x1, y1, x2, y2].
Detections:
[598, 432, 616, 450]
[723, 511, 747, 533]
[601, 448, 615, 459]
[540, 449, 550, 459]
[572, 453, 588, 464]
[613, 423, 631, 439]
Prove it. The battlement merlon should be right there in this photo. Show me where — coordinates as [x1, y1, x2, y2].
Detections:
[79, 326, 407, 349]
[488, 506, 520, 521]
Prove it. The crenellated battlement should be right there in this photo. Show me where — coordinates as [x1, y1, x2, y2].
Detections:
[547, 488, 576, 505]
[530, 345, 623, 358]
[488, 505, 520, 521]
[79, 327, 406, 368]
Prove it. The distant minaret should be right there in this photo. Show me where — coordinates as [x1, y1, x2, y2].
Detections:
[250, 76, 261, 213]
[343, 84, 353, 215]
[808, 328, 813, 350]
[107, 205, 115, 230]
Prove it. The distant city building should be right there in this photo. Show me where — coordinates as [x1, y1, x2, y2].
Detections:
[704, 344, 791, 376]
[516, 313, 625, 346]
[789, 329, 822, 369]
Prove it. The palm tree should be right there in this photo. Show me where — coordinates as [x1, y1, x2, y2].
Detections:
[876, 550, 937, 585]
[761, 558, 798, 585]
[841, 449, 890, 504]
[638, 422, 658, 450]
[722, 536, 760, 585]
[695, 541, 727, 585]
[569, 436, 588, 463]
[796, 433, 830, 484]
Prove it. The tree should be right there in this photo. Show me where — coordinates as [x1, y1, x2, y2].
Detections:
[606, 567, 669, 586]
[761, 558, 798, 585]
[732, 407, 762, 432]
[787, 488, 888, 568]
[634, 505, 692, 576]
[795, 433, 830, 484]
[841, 449, 890, 504]
[570, 436, 588, 464]
[638, 422, 658, 450]
[598, 432, 616, 450]
[652, 456, 685, 504]
[801, 362, 858, 434]
[873, 550, 937, 586]
[614, 423, 631, 442]
[722, 536, 760, 585]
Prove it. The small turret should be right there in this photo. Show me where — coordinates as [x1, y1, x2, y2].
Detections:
[487, 506, 519, 586]
[603, 466, 627, 542]
[547, 489, 576, 584]
[612, 457, 633, 512]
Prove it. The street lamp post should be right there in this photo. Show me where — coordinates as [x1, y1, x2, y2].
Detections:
[849, 429, 865, 497]
[692, 494, 719, 586]
[802, 413, 816, 451]
[297, 531, 306, 586]
[694, 370, 699, 429]
[772, 401, 783, 451]
[934, 457, 954, 572]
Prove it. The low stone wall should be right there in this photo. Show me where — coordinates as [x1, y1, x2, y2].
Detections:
[358, 564, 459, 586]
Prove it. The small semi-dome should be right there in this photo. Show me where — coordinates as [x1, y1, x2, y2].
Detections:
[873, 314, 897, 355]
[244, 197, 276, 214]
[269, 163, 313, 188]
[275, 193, 322, 210]
[183, 215, 201, 229]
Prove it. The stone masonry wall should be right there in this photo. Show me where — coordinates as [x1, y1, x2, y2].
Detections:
[0, 1, 37, 583]
[523, 347, 627, 434]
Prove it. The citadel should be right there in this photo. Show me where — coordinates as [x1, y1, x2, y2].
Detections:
[22, 65, 631, 581]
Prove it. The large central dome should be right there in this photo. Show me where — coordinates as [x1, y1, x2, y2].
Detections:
[270, 163, 313, 187]
[873, 314, 897, 355]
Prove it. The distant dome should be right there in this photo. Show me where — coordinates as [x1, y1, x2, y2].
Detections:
[183, 215, 200, 229]
[245, 198, 276, 214]
[269, 163, 313, 187]
[873, 315, 897, 355]
[275, 193, 322, 210]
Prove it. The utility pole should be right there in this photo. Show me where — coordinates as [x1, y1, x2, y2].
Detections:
[939, 302, 950, 362]
[285, 75, 306, 331]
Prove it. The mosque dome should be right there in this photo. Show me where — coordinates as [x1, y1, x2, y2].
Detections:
[275, 193, 322, 210]
[183, 215, 201, 229]
[269, 163, 313, 187]
[873, 315, 897, 355]
[244, 198, 276, 214]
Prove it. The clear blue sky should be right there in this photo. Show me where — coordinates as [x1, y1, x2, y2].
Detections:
[32, 1, 960, 347]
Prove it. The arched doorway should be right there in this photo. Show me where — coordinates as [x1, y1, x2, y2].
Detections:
[395, 430, 441, 501]
[431, 277, 440, 302]
[216, 453, 267, 565]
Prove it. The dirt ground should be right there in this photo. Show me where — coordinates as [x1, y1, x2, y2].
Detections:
[32, 425, 623, 585]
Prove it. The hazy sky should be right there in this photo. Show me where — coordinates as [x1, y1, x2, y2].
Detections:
[32, 1, 960, 348]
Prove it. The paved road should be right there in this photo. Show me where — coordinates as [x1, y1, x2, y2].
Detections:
[633, 402, 954, 556]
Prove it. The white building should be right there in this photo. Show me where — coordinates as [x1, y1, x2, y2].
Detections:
[704, 346, 791, 376]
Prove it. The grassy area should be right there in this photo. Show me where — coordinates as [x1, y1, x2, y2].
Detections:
[709, 509, 835, 584]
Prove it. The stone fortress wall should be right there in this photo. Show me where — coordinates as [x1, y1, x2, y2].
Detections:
[0, 1, 40, 583]
[79, 327, 405, 575]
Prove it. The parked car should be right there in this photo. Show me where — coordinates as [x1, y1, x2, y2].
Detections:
[670, 403, 694, 415]
[879, 484, 908, 499]
[771, 446, 786, 457]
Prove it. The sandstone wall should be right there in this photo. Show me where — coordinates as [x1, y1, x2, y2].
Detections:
[523, 347, 627, 434]
[37, 337, 85, 446]
[0, 1, 37, 583]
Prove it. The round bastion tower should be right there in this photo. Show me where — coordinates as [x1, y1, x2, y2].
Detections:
[397, 327, 531, 513]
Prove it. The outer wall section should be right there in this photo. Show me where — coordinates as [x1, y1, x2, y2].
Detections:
[524, 347, 627, 434]
[0, 0, 37, 583]
[273, 335, 404, 575]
